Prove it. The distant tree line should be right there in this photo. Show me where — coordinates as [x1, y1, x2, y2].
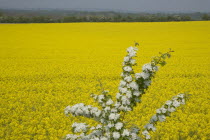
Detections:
[0, 12, 210, 23]
[0, 15, 192, 23]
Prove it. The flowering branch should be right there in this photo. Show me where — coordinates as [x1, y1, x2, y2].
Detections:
[116, 47, 174, 112]
[142, 93, 186, 139]
[64, 44, 186, 140]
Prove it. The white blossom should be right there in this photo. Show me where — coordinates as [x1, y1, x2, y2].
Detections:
[104, 107, 111, 112]
[126, 90, 132, 98]
[124, 56, 130, 62]
[131, 127, 139, 133]
[122, 129, 130, 137]
[142, 130, 149, 136]
[123, 66, 132, 72]
[145, 134, 151, 139]
[120, 72, 125, 77]
[181, 99, 185, 104]
[142, 130, 151, 139]
[106, 99, 114, 105]
[129, 81, 139, 90]
[131, 133, 138, 139]
[64, 106, 71, 115]
[119, 80, 127, 87]
[111, 108, 118, 113]
[150, 115, 158, 122]
[124, 106, 132, 111]
[145, 123, 156, 131]
[133, 90, 141, 96]
[173, 100, 180, 107]
[90, 126, 95, 130]
[95, 110, 101, 117]
[143, 72, 150, 79]
[156, 109, 161, 114]
[72, 122, 88, 133]
[119, 105, 126, 111]
[116, 93, 121, 99]
[130, 59, 136, 65]
[109, 113, 120, 121]
[91, 137, 100, 140]
[127, 46, 138, 57]
[105, 132, 111, 138]
[160, 107, 167, 113]
[158, 115, 166, 122]
[135, 73, 141, 79]
[96, 125, 102, 129]
[90, 107, 99, 115]
[114, 102, 121, 108]
[119, 87, 128, 93]
[113, 132, 120, 139]
[66, 134, 79, 140]
[165, 100, 172, 105]
[168, 107, 176, 112]
[142, 63, 153, 72]
[144, 80, 151, 87]
[98, 95, 105, 103]
[124, 76, 132, 82]
[115, 122, 123, 130]
[100, 119, 105, 124]
[101, 137, 108, 140]
[121, 96, 130, 105]
[153, 66, 159, 71]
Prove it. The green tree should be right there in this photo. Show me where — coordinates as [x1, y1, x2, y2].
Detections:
[4, 16, 16, 23]
[31, 16, 51, 23]
[181, 16, 191, 21]
[202, 14, 210, 20]
[113, 15, 122, 22]
[16, 16, 30, 23]
[63, 16, 78, 22]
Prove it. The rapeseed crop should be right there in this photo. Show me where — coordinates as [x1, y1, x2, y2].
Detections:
[0, 21, 210, 139]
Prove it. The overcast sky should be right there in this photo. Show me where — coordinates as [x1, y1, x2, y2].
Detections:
[0, 0, 210, 12]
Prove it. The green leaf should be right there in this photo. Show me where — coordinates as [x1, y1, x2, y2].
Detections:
[160, 61, 166, 66]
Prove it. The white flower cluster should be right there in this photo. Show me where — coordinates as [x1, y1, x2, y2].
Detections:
[117, 47, 141, 111]
[135, 63, 159, 89]
[72, 122, 89, 133]
[64, 46, 186, 140]
[142, 93, 186, 139]
[64, 103, 101, 119]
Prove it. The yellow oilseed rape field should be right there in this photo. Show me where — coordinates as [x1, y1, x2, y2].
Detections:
[0, 21, 210, 140]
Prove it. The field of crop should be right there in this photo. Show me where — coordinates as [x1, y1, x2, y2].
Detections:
[0, 21, 210, 140]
